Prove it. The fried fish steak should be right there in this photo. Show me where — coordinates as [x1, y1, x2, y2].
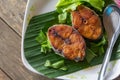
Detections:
[47, 24, 86, 62]
[72, 5, 102, 40]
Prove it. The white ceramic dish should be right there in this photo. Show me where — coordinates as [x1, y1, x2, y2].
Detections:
[21, 0, 120, 80]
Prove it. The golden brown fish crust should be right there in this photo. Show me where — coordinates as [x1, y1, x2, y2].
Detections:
[72, 5, 102, 40]
[47, 24, 86, 62]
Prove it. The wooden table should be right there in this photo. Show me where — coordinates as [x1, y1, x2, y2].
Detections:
[0, 0, 120, 80]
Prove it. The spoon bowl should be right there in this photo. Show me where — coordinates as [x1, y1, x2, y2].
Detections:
[103, 4, 120, 44]
[98, 4, 120, 80]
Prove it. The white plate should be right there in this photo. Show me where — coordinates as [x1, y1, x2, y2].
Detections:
[21, 0, 120, 80]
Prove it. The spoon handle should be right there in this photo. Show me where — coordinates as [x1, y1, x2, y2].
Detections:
[98, 33, 117, 80]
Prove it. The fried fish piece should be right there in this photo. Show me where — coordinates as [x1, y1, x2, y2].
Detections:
[72, 5, 102, 40]
[48, 24, 86, 62]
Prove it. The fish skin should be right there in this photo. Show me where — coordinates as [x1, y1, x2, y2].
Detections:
[48, 24, 86, 62]
[72, 5, 102, 40]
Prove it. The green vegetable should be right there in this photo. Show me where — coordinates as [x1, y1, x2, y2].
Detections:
[90, 36, 107, 47]
[85, 48, 97, 63]
[52, 60, 65, 69]
[56, 0, 104, 12]
[85, 35, 107, 62]
[44, 60, 51, 67]
[88, 36, 107, 56]
[56, 0, 105, 24]
[36, 30, 46, 43]
[60, 66, 68, 71]
[58, 12, 67, 23]
[36, 30, 52, 53]
[56, 1, 81, 13]
[83, 0, 105, 11]
[99, 46, 105, 56]
[24, 8, 120, 78]
[44, 59, 68, 71]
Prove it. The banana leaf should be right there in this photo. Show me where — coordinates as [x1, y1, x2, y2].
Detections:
[24, 11, 120, 78]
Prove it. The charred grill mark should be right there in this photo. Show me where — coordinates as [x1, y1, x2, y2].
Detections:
[48, 24, 86, 62]
[52, 31, 71, 45]
[52, 30, 59, 37]
[64, 38, 71, 44]
[49, 28, 66, 41]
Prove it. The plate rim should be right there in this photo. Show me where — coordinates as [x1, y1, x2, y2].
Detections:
[21, 0, 120, 80]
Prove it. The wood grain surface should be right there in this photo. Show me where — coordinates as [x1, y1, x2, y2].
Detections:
[0, 69, 10, 80]
[0, 0, 55, 80]
[0, 0, 119, 80]
[0, 0, 26, 35]
[0, 18, 52, 80]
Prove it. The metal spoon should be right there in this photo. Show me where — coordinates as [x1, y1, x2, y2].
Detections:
[98, 4, 120, 80]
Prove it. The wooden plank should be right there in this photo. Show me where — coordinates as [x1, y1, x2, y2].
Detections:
[0, 0, 118, 79]
[0, 19, 54, 80]
[0, 0, 27, 35]
[0, 69, 11, 80]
